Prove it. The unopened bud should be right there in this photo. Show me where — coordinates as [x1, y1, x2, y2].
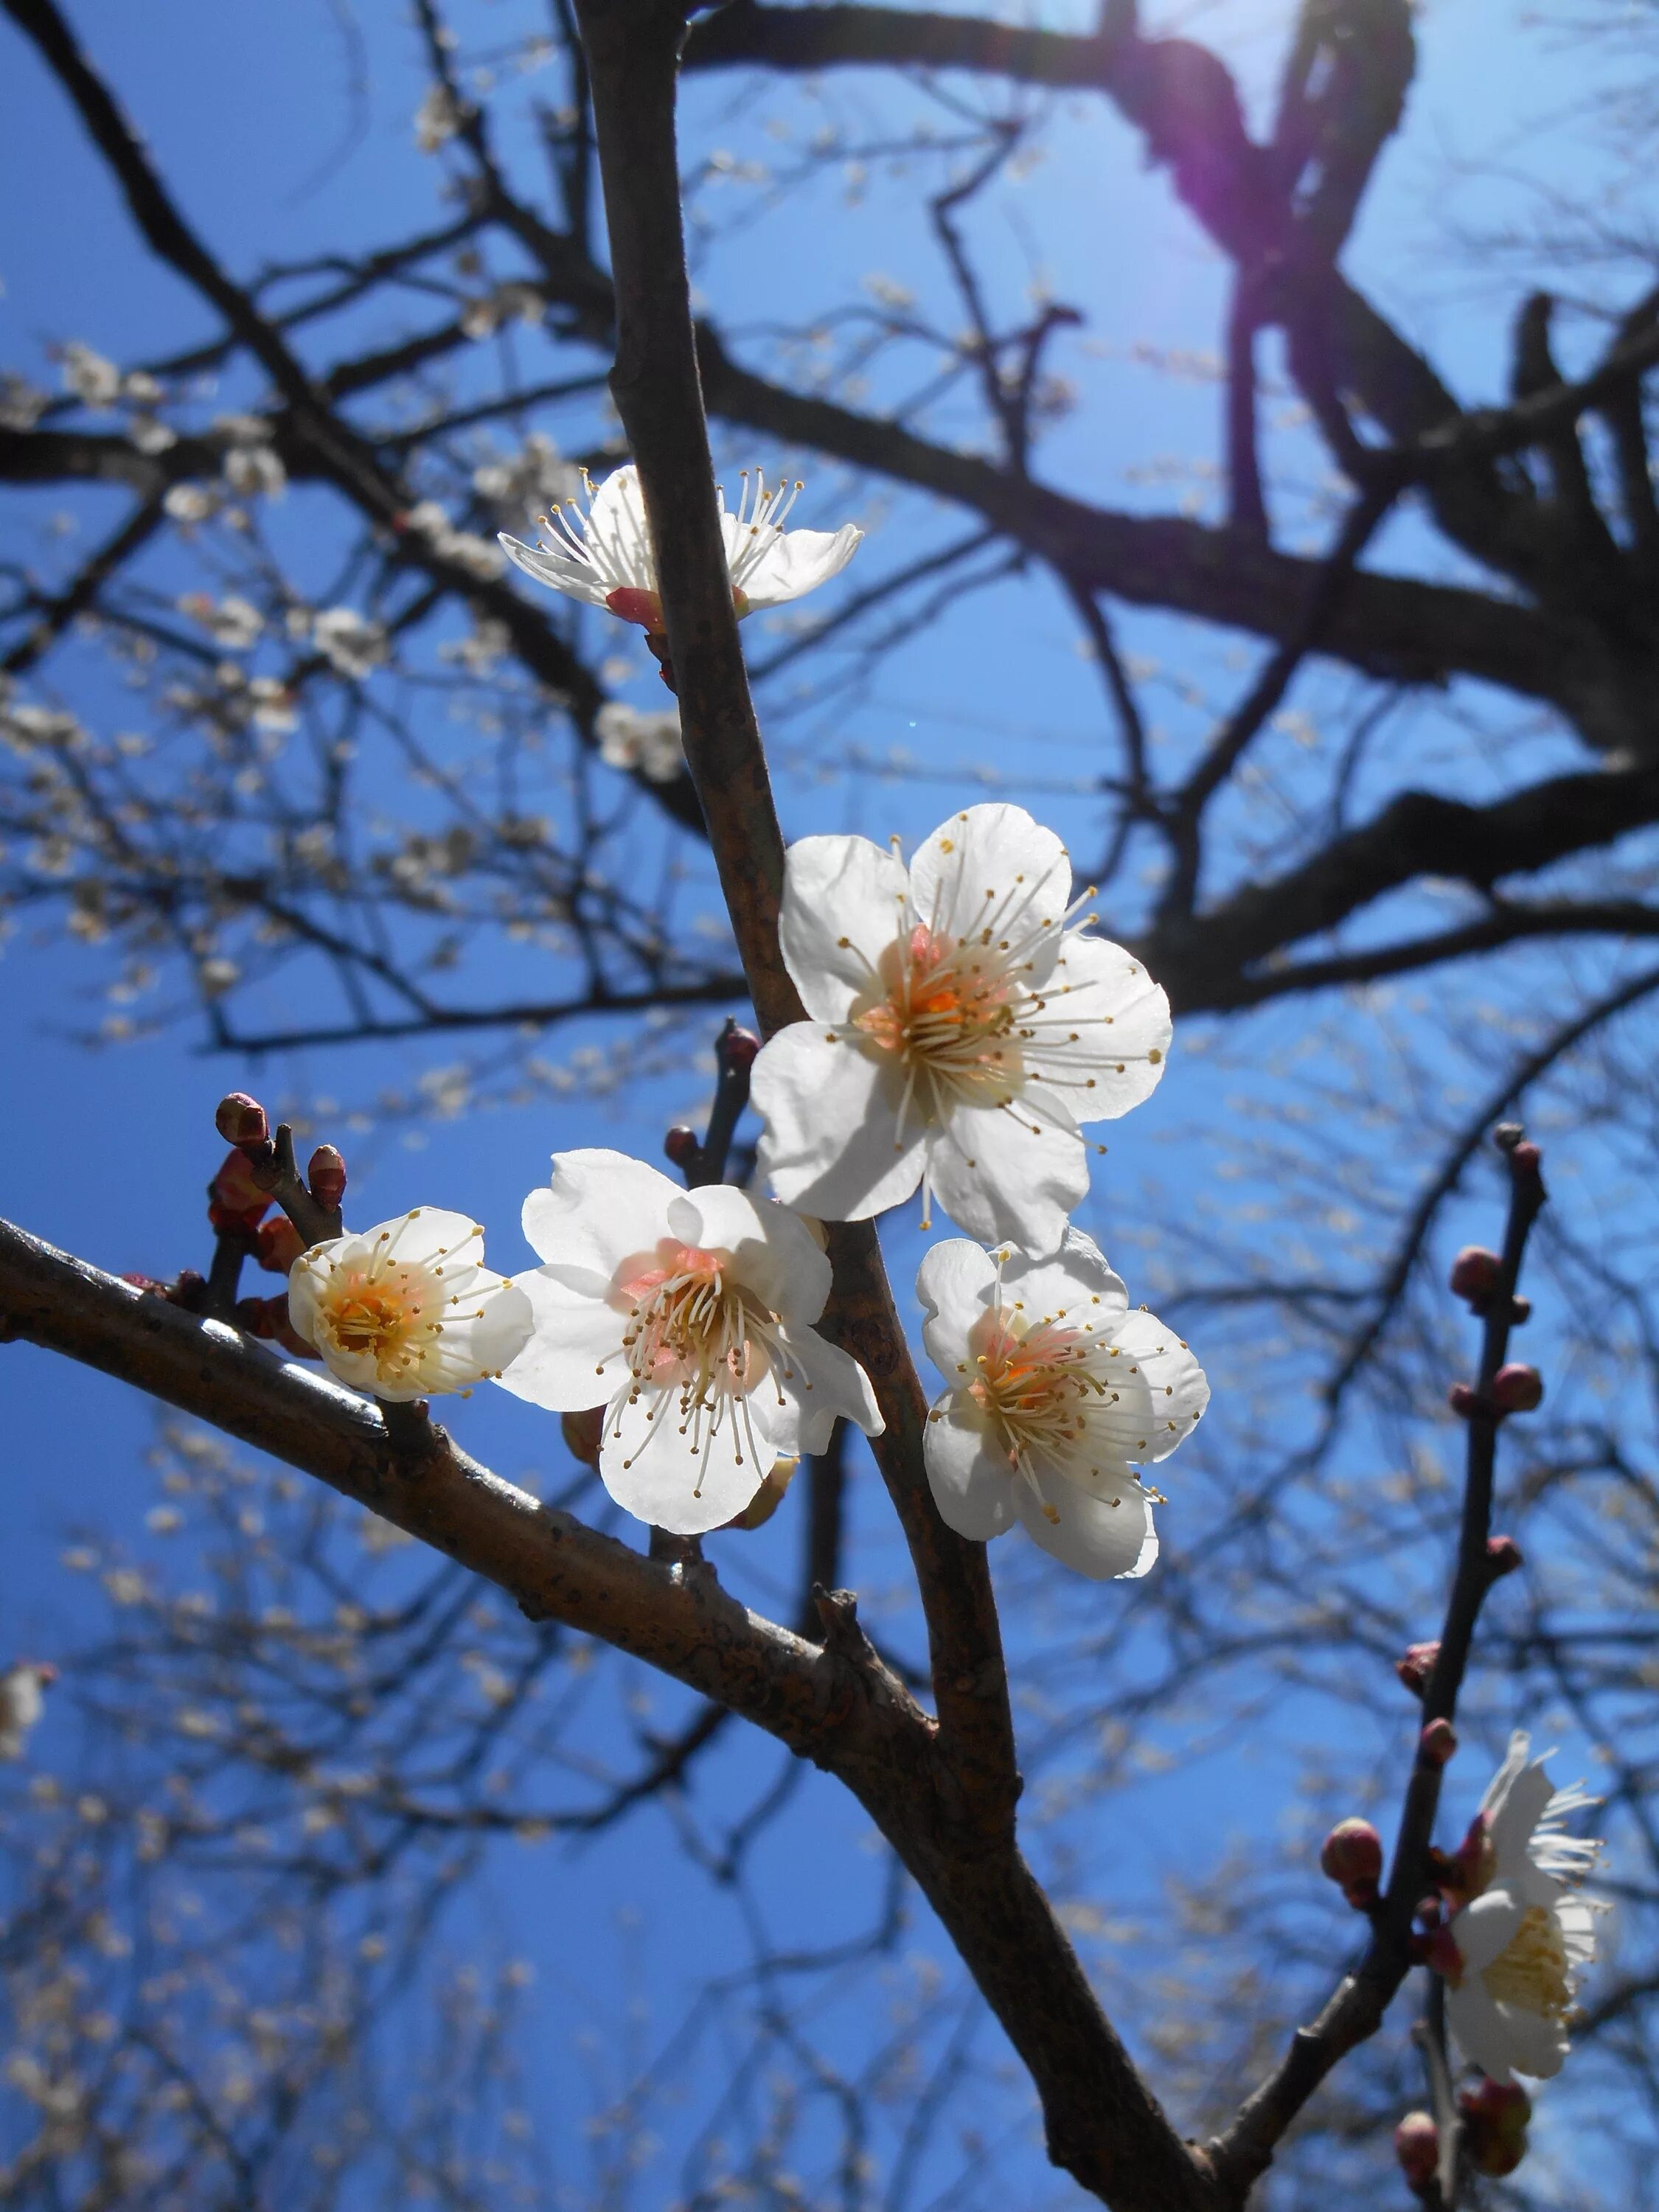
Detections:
[1510, 1138, 1543, 1176]
[1449, 1245, 1500, 1302]
[560, 1406, 605, 1470]
[1397, 1640, 1440, 1697]
[306, 1144, 347, 1212]
[664, 1124, 700, 1175]
[215, 1091, 268, 1147]
[1492, 1121, 1525, 1154]
[1419, 1717, 1458, 1767]
[208, 1147, 271, 1234]
[1447, 1382, 1482, 1419]
[717, 1023, 762, 1074]
[1509, 1293, 1531, 1324]
[236, 1294, 319, 1359]
[1492, 1362, 1543, 1413]
[1394, 2111, 1439, 2192]
[1458, 2076, 1531, 2178]
[1486, 1533, 1523, 1577]
[1319, 1817, 1383, 1907]
[255, 1216, 306, 1274]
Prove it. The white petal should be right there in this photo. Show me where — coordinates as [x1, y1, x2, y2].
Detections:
[922, 1404, 1019, 1541]
[494, 1270, 630, 1409]
[521, 1149, 678, 1285]
[1107, 1310, 1209, 1464]
[671, 1183, 832, 1326]
[752, 1024, 925, 1221]
[1489, 2003, 1568, 2081]
[923, 1097, 1088, 1253]
[778, 1324, 884, 1454]
[908, 802, 1071, 948]
[1015, 1473, 1158, 1580]
[1486, 1747, 1554, 1877]
[377, 1207, 485, 1270]
[1445, 1979, 1521, 2086]
[1455, 1889, 1526, 1973]
[498, 533, 611, 608]
[583, 464, 654, 590]
[778, 833, 909, 1023]
[599, 1382, 773, 1535]
[428, 1275, 535, 1387]
[1001, 1228, 1129, 1329]
[737, 521, 863, 608]
[915, 1237, 998, 1382]
[1028, 931, 1171, 1125]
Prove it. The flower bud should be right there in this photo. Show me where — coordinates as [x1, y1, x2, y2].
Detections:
[1419, 1717, 1458, 1767]
[1449, 1245, 1500, 1302]
[604, 585, 664, 633]
[560, 1406, 605, 1470]
[1447, 1382, 1482, 1419]
[718, 1023, 762, 1075]
[1492, 1121, 1525, 1153]
[1458, 2076, 1531, 2178]
[208, 1147, 271, 1234]
[1492, 1362, 1543, 1413]
[663, 1124, 700, 1175]
[1509, 1293, 1531, 1324]
[1319, 1818, 1383, 1907]
[1510, 1138, 1543, 1176]
[1397, 1640, 1440, 1697]
[215, 1091, 268, 1147]
[1486, 1533, 1523, 1577]
[1394, 2111, 1439, 2192]
[236, 1294, 319, 1359]
[255, 1216, 306, 1274]
[306, 1144, 347, 1212]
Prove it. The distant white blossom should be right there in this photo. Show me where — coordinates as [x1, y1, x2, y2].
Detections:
[414, 83, 464, 152]
[289, 1209, 533, 1402]
[751, 803, 1171, 1253]
[596, 701, 685, 784]
[177, 593, 263, 651]
[403, 499, 505, 581]
[312, 608, 389, 681]
[0, 372, 48, 431]
[1439, 1733, 1605, 2085]
[0, 1663, 55, 1761]
[917, 1231, 1206, 1578]
[498, 1150, 882, 1534]
[60, 341, 120, 409]
[164, 483, 217, 525]
[499, 463, 861, 632]
[473, 432, 581, 522]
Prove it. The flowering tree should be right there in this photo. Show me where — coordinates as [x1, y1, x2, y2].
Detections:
[1, 0, 1655, 2203]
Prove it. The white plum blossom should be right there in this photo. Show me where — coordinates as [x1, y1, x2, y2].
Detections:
[177, 593, 263, 651]
[473, 431, 580, 522]
[597, 700, 685, 784]
[498, 463, 861, 633]
[312, 607, 389, 681]
[414, 82, 464, 152]
[498, 1149, 882, 1535]
[403, 499, 507, 581]
[60, 341, 120, 408]
[0, 1663, 55, 1761]
[751, 803, 1172, 1253]
[1438, 1732, 1605, 2085]
[916, 1230, 1206, 1579]
[288, 1209, 534, 1403]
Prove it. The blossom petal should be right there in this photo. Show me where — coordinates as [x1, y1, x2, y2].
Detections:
[583, 463, 654, 591]
[1108, 1310, 1210, 1464]
[494, 1270, 632, 1408]
[1001, 1228, 1129, 1329]
[422, 1276, 535, 1392]
[922, 1404, 1019, 1541]
[374, 1207, 485, 1270]
[908, 803, 1072, 949]
[753, 1024, 926, 1221]
[915, 1237, 998, 1382]
[776, 1324, 884, 1454]
[498, 532, 611, 607]
[669, 1183, 832, 1327]
[1484, 1736, 1555, 1877]
[778, 833, 910, 1023]
[599, 1382, 773, 1534]
[737, 522, 863, 609]
[923, 1097, 1088, 1253]
[522, 1149, 682, 1288]
[1455, 1889, 1526, 1973]
[1015, 1474, 1158, 1580]
[1026, 932, 1171, 1125]
[1445, 1979, 1523, 2086]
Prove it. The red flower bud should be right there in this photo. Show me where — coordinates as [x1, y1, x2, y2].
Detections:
[215, 1091, 268, 1147]
[207, 1147, 271, 1234]
[1320, 1818, 1383, 1907]
[718, 1024, 762, 1074]
[1492, 1363, 1543, 1413]
[1447, 1382, 1482, 1419]
[1419, 1717, 1458, 1767]
[1509, 1293, 1532, 1324]
[1486, 1533, 1523, 1577]
[255, 1216, 306, 1274]
[560, 1406, 605, 1470]
[234, 1294, 319, 1359]
[604, 585, 665, 633]
[1394, 2111, 1439, 2191]
[1397, 1640, 1440, 1697]
[306, 1144, 347, 1213]
[1449, 1245, 1500, 1302]
[1510, 1138, 1543, 1176]
[664, 1124, 700, 1175]
[1458, 2076, 1531, 2178]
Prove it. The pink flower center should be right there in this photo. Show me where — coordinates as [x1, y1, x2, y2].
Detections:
[852, 925, 1020, 1116]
